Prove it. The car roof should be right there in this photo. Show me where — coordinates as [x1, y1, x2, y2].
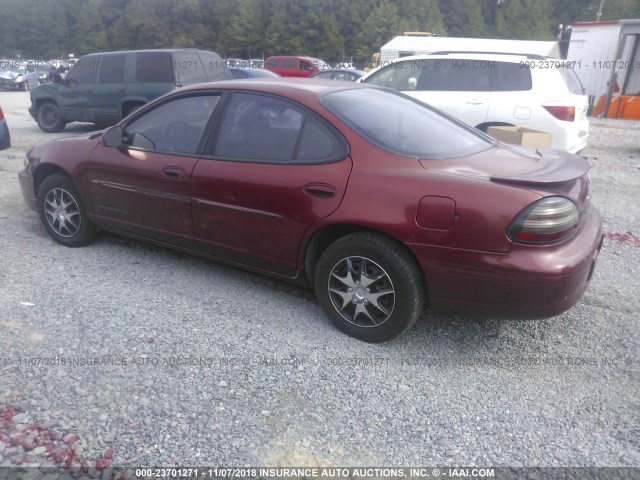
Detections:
[78, 48, 218, 57]
[179, 77, 373, 95]
[390, 52, 543, 62]
[312, 69, 365, 75]
[266, 55, 323, 62]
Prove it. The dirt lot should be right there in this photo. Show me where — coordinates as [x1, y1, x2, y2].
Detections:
[0, 88, 639, 473]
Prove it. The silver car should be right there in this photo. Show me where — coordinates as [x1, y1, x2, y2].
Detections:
[0, 61, 39, 91]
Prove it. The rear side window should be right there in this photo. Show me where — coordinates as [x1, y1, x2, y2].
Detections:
[98, 54, 127, 84]
[266, 58, 279, 68]
[297, 116, 345, 162]
[282, 59, 295, 68]
[210, 92, 346, 163]
[491, 62, 532, 91]
[364, 60, 423, 91]
[135, 52, 173, 83]
[66, 56, 98, 85]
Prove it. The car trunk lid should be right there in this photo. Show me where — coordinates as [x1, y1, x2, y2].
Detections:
[419, 143, 591, 208]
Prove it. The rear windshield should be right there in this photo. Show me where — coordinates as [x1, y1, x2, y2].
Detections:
[321, 88, 493, 159]
[558, 66, 585, 95]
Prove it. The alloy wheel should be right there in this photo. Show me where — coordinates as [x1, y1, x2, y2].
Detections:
[44, 188, 81, 238]
[327, 256, 395, 327]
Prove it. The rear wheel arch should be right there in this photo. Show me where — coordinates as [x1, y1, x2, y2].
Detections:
[313, 230, 427, 342]
[303, 224, 428, 296]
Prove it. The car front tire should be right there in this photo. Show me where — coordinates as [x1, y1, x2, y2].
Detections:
[37, 102, 66, 133]
[314, 232, 424, 343]
[37, 174, 96, 247]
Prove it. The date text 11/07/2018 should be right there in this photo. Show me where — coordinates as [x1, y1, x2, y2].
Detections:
[133, 467, 497, 479]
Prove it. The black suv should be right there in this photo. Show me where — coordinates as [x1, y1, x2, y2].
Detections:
[29, 49, 232, 132]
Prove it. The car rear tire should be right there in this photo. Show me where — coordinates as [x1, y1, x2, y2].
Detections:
[314, 232, 424, 343]
[37, 102, 66, 133]
[37, 174, 96, 247]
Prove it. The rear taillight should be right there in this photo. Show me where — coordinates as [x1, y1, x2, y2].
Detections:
[0, 108, 4, 120]
[508, 196, 579, 245]
[543, 105, 575, 122]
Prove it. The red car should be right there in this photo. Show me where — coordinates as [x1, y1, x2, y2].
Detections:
[264, 56, 327, 77]
[18, 80, 603, 343]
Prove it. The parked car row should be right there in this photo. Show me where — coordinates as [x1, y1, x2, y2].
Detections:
[24, 48, 590, 155]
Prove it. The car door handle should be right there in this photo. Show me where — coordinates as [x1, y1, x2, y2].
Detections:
[162, 166, 186, 179]
[466, 100, 484, 105]
[303, 183, 336, 198]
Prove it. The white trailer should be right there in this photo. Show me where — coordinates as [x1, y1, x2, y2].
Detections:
[379, 36, 561, 63]
[567, 20, 640, 98]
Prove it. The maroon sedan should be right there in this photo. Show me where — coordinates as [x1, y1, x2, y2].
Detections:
[19, 79, 603, 342]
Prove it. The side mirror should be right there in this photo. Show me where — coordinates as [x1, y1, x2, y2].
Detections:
[103, 126, 123, 148]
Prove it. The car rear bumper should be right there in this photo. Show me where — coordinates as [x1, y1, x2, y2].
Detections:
[19, 168, 37, 211]
[409, 206, 603, 319]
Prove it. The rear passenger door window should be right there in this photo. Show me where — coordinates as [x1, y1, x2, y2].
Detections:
[135, 52, 174, 83]
[209, 92, 346, 164]
[421, 59, 491, 92]
[491, 62, 532, 91]
[98, 54, 127, 84]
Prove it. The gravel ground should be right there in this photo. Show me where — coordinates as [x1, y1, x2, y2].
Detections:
[0, 89, 638, 471]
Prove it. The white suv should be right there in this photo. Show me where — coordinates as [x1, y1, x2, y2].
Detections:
[360, 52, 589, 153]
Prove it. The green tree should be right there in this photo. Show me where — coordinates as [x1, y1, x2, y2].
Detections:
[226, 0, 271, 58]
[355, 0, 404, 60]
[495, 0, 554, 39]
[399, 0, 447, 35]
[589, 0, 640, 20]
[439, 0, 487, 37]
[266, 0, 342, 60]
[72, 0, 108, 54]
